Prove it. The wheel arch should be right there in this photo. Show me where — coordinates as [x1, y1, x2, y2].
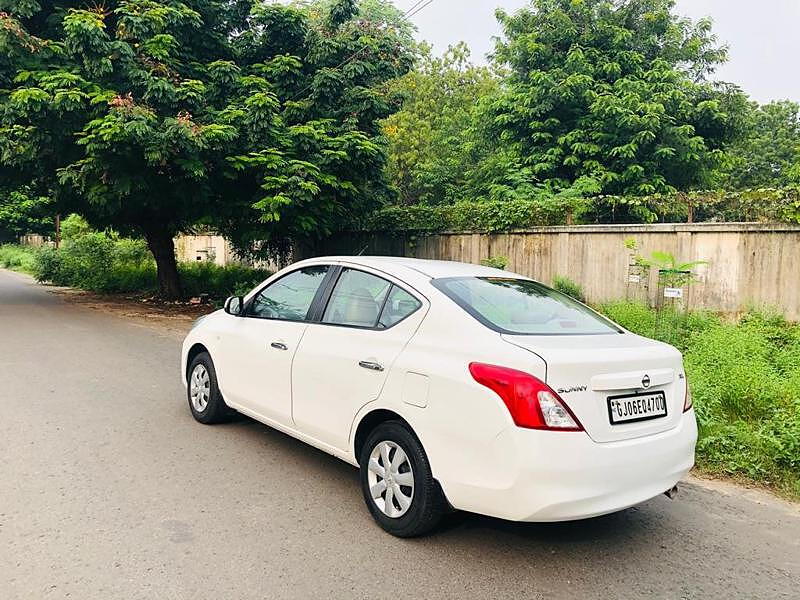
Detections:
[353, 408, 415, 464]
[185, 342, 210, 381]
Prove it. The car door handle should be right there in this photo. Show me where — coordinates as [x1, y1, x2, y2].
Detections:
[359, 361, 384, 372]
[270, 342, 288, 351]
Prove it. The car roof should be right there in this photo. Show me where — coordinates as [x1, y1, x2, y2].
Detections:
[301, 256, 517, 280]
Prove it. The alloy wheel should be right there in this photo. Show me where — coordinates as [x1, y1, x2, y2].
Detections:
[190, 364, 211, 412]
[367, 440, 415, 518]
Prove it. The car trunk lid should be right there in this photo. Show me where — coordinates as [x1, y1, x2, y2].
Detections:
[502, 333, 686, 443]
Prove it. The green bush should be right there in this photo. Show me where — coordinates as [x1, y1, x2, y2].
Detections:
[599, 300, 718, 351]
[552, 275, 585, 302]
[363, 198, 565, 233]
[0, 244, 37, 273]
[60, 214, 91, 241]
[480, 256, 508, 270]
[600, 300, 658, 335]
[179, 261, 270, 299]
[32, 245, 64, 282]
[32, 232, 155, 293]
[29, 229, 269, 299]
[358, 187, 800, 233]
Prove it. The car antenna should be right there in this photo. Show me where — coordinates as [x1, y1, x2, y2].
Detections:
[356, 244, 370, 256]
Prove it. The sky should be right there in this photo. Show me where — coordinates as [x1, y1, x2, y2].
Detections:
[391, 0, 800, 104]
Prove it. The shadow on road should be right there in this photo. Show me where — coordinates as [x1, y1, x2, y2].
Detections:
[215, 411, 659, 546]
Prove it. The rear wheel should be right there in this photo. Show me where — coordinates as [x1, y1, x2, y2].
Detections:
[187, 352, 231, 424]
[359, 421, 446, 537]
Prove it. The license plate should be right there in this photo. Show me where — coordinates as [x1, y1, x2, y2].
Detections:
[607, 391, 667, 425]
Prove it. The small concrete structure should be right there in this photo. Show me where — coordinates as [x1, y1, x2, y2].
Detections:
[174, 234, 233, 266]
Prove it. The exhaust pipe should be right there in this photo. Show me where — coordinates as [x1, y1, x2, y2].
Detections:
[664, 484, 679, 500]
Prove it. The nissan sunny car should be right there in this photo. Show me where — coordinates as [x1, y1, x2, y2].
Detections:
[181, 257, 697, 537]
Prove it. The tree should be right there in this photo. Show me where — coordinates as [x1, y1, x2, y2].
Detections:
[382, 43, 500, 204]
[724, 100, 800, 189]
[0, 0, 413, 298]
[0, 186, 52, 241]
[484, 0, 747, 198]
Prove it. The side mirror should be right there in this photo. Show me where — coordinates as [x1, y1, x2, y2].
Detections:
[224, 296, 244, 316]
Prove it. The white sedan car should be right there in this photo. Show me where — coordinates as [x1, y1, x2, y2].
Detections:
[181, 256, 696, 537]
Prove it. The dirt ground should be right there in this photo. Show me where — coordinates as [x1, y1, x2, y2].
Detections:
[47, 285, 217, 335]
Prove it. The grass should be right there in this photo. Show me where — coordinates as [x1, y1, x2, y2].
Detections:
[0, 243, 37, 274]
[600, 301, 800, 499]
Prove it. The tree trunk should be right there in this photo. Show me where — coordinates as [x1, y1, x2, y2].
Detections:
[144, 227, 183, 300]
[683, 192, 694, 224]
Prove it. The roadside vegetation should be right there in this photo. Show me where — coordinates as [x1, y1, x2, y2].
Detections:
[1, 219, 269, 300]
[602, 301, 800, 499]
[0, 243, 36, 274]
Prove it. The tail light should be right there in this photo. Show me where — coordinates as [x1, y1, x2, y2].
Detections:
[469, 363, 583, 431]
[683, 379, 693, 412]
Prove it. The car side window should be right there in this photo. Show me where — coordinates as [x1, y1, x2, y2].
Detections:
[322, 269, 392, 328]
[249, 266, 329, 321]
[378, 286, 422, 329]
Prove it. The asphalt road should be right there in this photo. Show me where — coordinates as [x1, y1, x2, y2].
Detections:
[1, 269, 799, 600]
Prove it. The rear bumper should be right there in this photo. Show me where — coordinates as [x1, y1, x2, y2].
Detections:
[438, 411, 697, 522]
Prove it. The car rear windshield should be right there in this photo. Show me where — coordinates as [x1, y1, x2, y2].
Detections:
[432, 277, 622, 336]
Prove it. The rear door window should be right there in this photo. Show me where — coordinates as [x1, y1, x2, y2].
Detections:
[378, 286, 422, 329]
[322, 269, 392, 328]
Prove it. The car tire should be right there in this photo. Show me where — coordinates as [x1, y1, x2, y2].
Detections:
[359, 421, 446, 537]
[187, 352, 232, 424]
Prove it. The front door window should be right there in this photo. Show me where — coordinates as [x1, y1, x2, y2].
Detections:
[249, 266, 329, 321]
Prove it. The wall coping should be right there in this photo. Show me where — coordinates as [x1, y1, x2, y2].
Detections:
[409, 222, 800, 236]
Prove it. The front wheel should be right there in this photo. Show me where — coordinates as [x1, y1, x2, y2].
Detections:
[359, 421, 446, 537]
[187, 352, 232, 424]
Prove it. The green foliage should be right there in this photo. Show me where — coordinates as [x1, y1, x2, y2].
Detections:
[585, 186, 800, 224]
[0, 242, 36, 272]
[361, 187, 800, 233]
[30, 232, 268, 298]
[600, 302, 800, 496]
[363, 197, 565, 232]
[179, 261, 270, 299]
[383, 43, 501, 205]
[33, 232, 149, 292]
[629, 249, 708, 288]
[600, 300, 718, 350]
[725, 101, 800, 190]
[0, 186, 52, 240]
[60, 213, 91, 241]
[412, 0, 747, 205]
[480, 256, 508, 270]
[552, 275, 585, 302]
[0, 0, 414, 297]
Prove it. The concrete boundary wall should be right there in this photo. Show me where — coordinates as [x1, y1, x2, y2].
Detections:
[315, 223, 800, 320]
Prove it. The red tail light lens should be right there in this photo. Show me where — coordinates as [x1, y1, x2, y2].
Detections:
[469, 363, 583, 431]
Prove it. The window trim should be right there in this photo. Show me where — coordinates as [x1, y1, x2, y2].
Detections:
[431, 276, 623, 337]
[242, 265, 336, 323]
[311, 266, 423, 332]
